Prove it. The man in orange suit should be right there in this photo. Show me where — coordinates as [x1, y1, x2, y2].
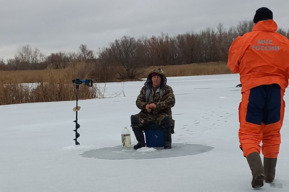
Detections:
[228, 7, 289, 188]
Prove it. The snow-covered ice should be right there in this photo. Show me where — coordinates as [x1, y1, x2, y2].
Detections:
[1, 74, 289, 192]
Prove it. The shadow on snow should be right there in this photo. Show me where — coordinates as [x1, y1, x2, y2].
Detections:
[81, 143, 214, 160]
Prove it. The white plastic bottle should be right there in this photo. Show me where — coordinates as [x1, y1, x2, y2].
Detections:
[121, 127, 131, 147]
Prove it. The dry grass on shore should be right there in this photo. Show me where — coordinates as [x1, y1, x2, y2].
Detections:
[0, 63, 97, 105]
[0, 62, 231, 84]
[143, 62, 231, 78]
[0, 62, 231, 105]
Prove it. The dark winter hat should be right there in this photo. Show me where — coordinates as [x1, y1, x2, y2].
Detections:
[151, 72, 161, 77]
[253, 7, 273, 23]
[150, 68, 164, 77]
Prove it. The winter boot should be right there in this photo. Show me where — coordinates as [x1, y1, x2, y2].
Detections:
[132, 128, 145, 150]
[161, 117, 172, 149]
[246, 152, 265, 188]
[131, 115, 145, 150]
[264, 157, 277, 183]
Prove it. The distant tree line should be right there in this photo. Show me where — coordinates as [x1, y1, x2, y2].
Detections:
[0, 44, 96, 71]
[1, 21, 289, 80]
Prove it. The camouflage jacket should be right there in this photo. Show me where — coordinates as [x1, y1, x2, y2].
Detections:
[136, 84, 175, 117]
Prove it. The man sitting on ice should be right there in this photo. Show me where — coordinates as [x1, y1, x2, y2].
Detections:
[130, 68, 175, 150]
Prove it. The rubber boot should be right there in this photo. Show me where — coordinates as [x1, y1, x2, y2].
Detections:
[131, 115, 145, 150]
[264, 157, 277, 183]
[161, 117, 172, 149]
[163, 128, 172, 149]
[246, 152, 264, 188]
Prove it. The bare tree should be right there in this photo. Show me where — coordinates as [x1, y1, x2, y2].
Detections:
[45, 52, 71, 69]
[12, 45, 46, 70]
[15, 45, 45, 64]
[175, 33, 197, 64]
[78, 44, 95, 62]
[99, 36, 144, 79]
[236, 20, 253, 35]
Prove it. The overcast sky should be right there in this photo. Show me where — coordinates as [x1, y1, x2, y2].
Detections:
[1, 0, 289, 60]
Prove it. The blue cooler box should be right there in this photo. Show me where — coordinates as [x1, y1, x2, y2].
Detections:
[144, 124, 164, 147]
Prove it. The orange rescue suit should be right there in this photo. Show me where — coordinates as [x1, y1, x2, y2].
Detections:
[228, 20, 289, 158]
